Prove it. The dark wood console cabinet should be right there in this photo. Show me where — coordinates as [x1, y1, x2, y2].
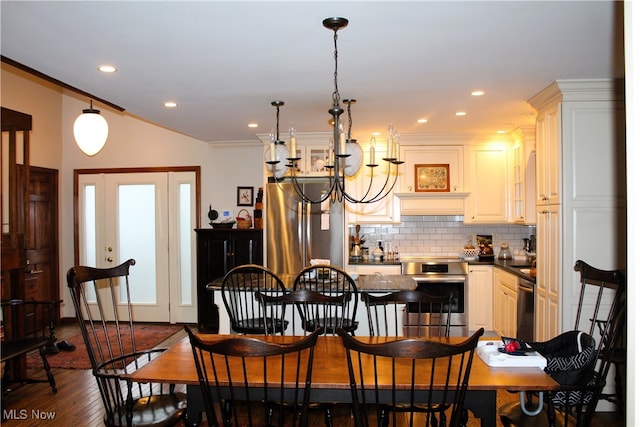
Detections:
[195, 228, 263, 332]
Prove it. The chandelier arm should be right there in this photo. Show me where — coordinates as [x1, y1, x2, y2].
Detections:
[345, 167, 375, 203]
[341, 162, 400, 204]
[289, 171, 336, 204]
[366, 165, 401, 203]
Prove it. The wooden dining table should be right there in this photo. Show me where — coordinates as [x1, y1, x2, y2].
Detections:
[127, 334, 559, 427]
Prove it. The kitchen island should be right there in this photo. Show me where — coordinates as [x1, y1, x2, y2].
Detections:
[207, 272, 416, 335]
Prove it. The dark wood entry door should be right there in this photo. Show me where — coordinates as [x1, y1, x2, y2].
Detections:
[23, 166, 59, 303]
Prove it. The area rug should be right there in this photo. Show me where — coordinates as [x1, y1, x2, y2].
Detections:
[27, 323, 182, 370]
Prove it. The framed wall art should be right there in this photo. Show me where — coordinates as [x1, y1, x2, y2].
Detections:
[237, 186, 254, 206]
[414, 164, 450, 192]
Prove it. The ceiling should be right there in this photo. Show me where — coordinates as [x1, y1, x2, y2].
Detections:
[1, 1, 624, 144]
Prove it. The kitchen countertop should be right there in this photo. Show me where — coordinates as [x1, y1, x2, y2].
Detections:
[481, 259, 537, 283]
[207, 259, 535, 293]
[348, 259, 401, 266]
[354, 274, 416, 291]
[206, 273, 415, 292]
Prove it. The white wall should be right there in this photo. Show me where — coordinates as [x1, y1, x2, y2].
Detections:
[624, 2, 637, 425]
[1, 63, 266, 318]
[1, 63, 63, 169]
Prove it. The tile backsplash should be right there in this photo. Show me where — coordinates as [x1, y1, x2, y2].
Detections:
[356, 216, 536, 258]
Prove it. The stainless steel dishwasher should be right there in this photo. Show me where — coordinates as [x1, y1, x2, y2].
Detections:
[517, 277, 535, 341]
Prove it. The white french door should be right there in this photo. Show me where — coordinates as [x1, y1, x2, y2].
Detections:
[77, 171, 197, 323]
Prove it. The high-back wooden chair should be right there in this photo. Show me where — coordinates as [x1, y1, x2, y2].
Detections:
[66, 259, 185, 427]
[220, 264, 288, 334]
[338, 327, 484, 427]
[257, 288, 351, 336]
[184, 325, 321, 427]
[499, 259, 626, 427]
[361, 289, 453, 338]
[293, 265, 359, 335]
[256, 288, 350, 427]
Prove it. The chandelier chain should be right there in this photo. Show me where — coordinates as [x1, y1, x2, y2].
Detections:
[332, 29, 340, 106]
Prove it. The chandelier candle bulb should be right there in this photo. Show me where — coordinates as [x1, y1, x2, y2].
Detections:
[270, 142, 276, 162]
[327, 144, 335, 167]
[289, 126, 297, 158]
[370, 137, 376, 165]
[339, 123, 347, 155]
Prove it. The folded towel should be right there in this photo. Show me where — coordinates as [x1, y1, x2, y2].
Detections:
[310, 259, 331, 265]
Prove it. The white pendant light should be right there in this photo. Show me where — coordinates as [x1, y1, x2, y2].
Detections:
[73, 100, 108, 156]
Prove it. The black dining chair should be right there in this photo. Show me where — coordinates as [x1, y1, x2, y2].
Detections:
[293, 264, 359, 335]
[499, 259, 626, 427]
[256, 288, 351, 336]
[361, 289, 453, 338]
[66, 259, 186, 427]
[220, 264, 288, 335]
[338, 327, 484, 427]
[184, 325, 321, 427]
[256, 288, 351, 427]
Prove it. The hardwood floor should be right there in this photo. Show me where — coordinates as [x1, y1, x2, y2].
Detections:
[2, 324, 625, 426]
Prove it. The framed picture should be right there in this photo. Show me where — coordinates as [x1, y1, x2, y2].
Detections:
[237, 186, 254, 206]
[414, 164, 450, 192]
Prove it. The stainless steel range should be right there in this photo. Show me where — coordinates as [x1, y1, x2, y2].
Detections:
[401, 258, 469, 336]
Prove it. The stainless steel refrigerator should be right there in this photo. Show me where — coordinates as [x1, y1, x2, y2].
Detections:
[266, 178, 344, 285]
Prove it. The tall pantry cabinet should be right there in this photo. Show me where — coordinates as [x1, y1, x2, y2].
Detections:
[528, 79, 626, 341]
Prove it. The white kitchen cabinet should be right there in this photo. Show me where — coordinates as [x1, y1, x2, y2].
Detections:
[493, 268, 517, 338]
[535, 205, 561, 341]
[534, 102, 562, 206]
[528, 80, 625, 336]
[397, 143, 465, 194]
[509, 127, 536, 224]
[468, 265, 493, 333]
[464, 141, 510, 224]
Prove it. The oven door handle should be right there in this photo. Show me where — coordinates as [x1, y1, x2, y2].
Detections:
[410, 275, 467, 283]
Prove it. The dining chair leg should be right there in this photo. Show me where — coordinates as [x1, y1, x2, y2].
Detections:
[324, 408, 333, 427]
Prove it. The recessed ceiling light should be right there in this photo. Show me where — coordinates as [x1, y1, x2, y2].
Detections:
[455, 111, 467, 116]
[417, 118, 428, 124]
[98, 65, 117, 73]
[164, 102, 178, 108]
[371, 132, 381, 136]
[497, 130, 507, 134]
[471, 90, 485, 96]
[248, 123, 258, 128]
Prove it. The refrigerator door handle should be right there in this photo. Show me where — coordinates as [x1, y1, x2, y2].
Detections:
[297, 201, 304, 262]
[305, 201, 311, 265]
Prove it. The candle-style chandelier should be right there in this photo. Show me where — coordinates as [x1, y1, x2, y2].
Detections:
[264, 17, 403, 204]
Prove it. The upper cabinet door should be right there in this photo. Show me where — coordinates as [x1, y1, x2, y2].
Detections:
[464, 143, 509, 224]
[510, 127, 536, 224]
[535, 106, 562, 205]
[397, 145, 464, 194]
